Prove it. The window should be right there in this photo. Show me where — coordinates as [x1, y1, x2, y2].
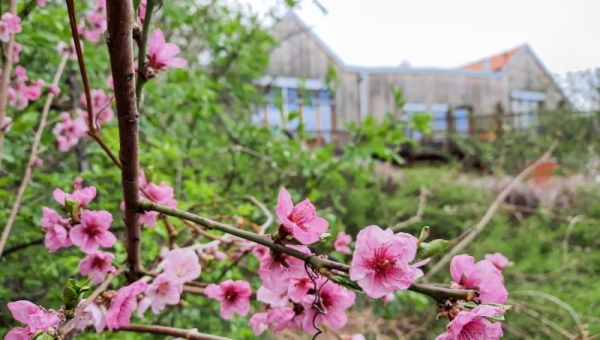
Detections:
[430, 104, 449, 139]
[454, 108, 470, 134]
[403, 103, 428, 140]
[254, 78, 334, 144]
[511, 91, 544, 129]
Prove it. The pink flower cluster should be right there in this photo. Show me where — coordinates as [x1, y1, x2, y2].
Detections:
[205, 280, 252, 320]
[6, 300, 61, 339]
[0, 12, 21, 42]
[80, 89, 114, 126]
[120, 170, 178, 227]
[2, 116, 12, 133]
[52, 111, 87, 152]
[248, 243, 356, 336]
[6, 66, 45, 110]
[78, 0, 106, 43]
[41, 179, 118, 284]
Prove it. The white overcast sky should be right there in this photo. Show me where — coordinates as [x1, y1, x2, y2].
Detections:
[243, 0, 600, 77]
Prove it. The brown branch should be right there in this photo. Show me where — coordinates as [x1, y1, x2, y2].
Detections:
[0, 52, 70, 257]
[391, 186, 429, 231]
[65, 0, 121, 169]
[0, 0, 19, 172]
[425, 140, 558, 279]
[140, 200, 477, 302]
[106, 0, 142, 280]
[117, 324, 234, 340]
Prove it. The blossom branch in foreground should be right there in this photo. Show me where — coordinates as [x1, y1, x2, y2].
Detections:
[0, 0, 19, 172]
[106, 0, 143, 279]
[117, 324, 234, 340]
[65, 0, 122, 169]
[0, 52, 70, 257]
[139, 200, 477, 302]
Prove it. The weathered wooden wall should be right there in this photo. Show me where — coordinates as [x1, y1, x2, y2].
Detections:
[265, 16, 568, 128]
[267, 19, 332, 79]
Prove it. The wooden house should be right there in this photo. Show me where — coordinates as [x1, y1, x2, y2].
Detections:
[254, 12, 569, 143]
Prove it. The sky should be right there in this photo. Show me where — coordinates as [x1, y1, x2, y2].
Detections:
[243, 0, 600, 77]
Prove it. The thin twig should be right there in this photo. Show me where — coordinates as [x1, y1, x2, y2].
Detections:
[65, 0, 121, 169]
[117, 324, 234, 340]
[511, 300, 577, 339]
[391, 186, 429, 231]
[106, 0, 142, 280]
[563, 215, 583, 264]
[0, 0, 19, 172]
[0, 52, 70, 257]
[510, 291, 586, 339]
[425, 141, 558, 279]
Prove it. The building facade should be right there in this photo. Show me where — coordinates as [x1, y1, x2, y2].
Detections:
[255, 12, 569, 142]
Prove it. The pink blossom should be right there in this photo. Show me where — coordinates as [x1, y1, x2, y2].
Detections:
[70, 210, 116, 254]
[436, 305, 505, 340]
[138, 0, 147, 21]
[275, 187, 329, 245]
[49, 85, 61, 96]
[52, 112, 88, 152]
[15, 66, 28, 82]
[25, 309, 61, 332]
[163, 248, 201, 283]
[301, 278, 356, 332]
[84, 303, 107, 333]
[8, 86, 29, 110]
[485, 252, 510, 270]
[105, 281, 147, 330]
[204, 280, 252, 320]
[81, 11, 106, 42]
[7, 300, 60, 333]
[288, 277, 312, 303]
[5, 326, 33, 340]
[450, 254, 508, 304]
[40, 207, 72, 253]
[251, 244, 269, 260]
[258, 245, 310, 295]
[382, 293, 395, 305]
[7, 300, 39, 324]
[57, 40, 80, 60]
[2, 116, 12, 132]
[72, 303, 93, 331]
[136, 297, 151, 318]
[106, 75, 114, 90]
[146, 273, 183, 314]
[2, 13, 22, 34]
[81, 89, 114, 126]
[12, 41, 21, 62]
[334, 231, 352, 254]
[37, 0, 46, 6]
[256, 286, 289, 308]
[147, 28, 187, 72]
[78, 251, 116, 284]
[248, 308, 295, 335]
[0, 20, 8, 43]
[349, 225, 420, 298]
[23, 80, 44, 101]
[53, 186, 97, 207]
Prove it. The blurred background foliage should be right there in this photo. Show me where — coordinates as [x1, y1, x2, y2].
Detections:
[1, 0, 599, 339]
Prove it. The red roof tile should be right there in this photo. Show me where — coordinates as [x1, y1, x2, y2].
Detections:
[459, 45, 524, 72]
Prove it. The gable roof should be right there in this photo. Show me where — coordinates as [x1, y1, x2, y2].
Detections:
[458, 45, 524, 72]
[272, 11, 569, 105]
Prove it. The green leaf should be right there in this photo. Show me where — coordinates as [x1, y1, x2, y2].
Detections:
[328, 273, 364, 295]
